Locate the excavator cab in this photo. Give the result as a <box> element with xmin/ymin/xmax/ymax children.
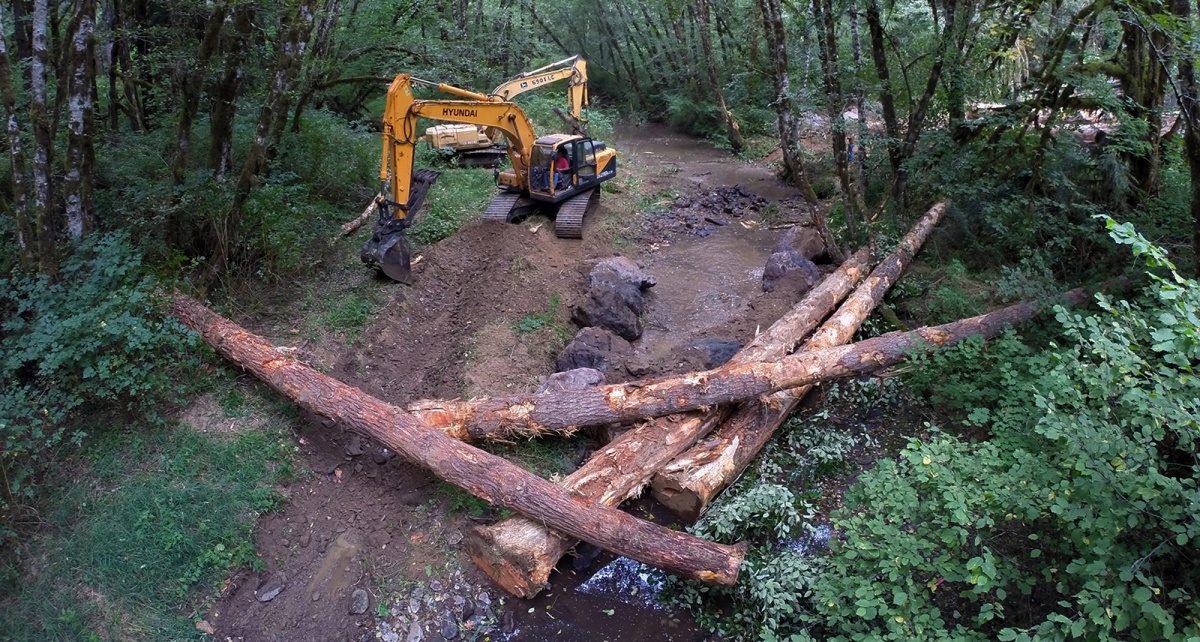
<box><xmin>528</xmin><ymin>135</ymin><xmax>604</xmax><ymax>201</ymax></box>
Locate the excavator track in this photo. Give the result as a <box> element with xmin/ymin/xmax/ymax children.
<box><xmin>554</xmin><ymin>189</ymin><xmax>599</xmax><ymax>239</ymax></box>
<box><xmin>482</xmin><ymin>192</ymin><xmax>521</xmax><ymax>223</ymax></box>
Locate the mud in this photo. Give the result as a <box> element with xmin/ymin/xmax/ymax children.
<box><xmin>207</xmin><ymin>123</ymin><xmax>822</xmax><ymax>641</ymax></box>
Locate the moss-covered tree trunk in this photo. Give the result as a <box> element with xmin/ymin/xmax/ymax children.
<box><xmin>30</xmin><ymin>0</ymin><xmax>56</xmax><ymax>276</ymax></box>
<box><xmin>170</xmin><ymin>0</ymin><xmax>230</xmax><ymax>186</ymax></box>
<box><xmin>210</xmin><ymin>0</ymin><xmax>318</xmax><ymax>281</ymax></box>
<box><xmin>0</xmin><ymin>3</ymin><xmax>35</xmax><ymax>270</ymax></box>
<box><xmin>62</xmin><ymin>0</ymin><xmax>96</xmax><ymax>241</ymax></box>
<box><xmin>208</xmin><ymin>5</ymin><xmax>254</xmax><ymax>181</ymax></box>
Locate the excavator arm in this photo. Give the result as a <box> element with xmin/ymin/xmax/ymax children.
<box><xmin>489</xmin><ymin>55</ymin><xmax>588</xmax><ymax>122</ymax></box>
<box><xmin>363</xmin><ymin>74</ymin><xmax>541</xmax><ymax>282</ymax></box>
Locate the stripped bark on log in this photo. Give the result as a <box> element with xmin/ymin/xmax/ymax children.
<box><xmin>465</xmin><ymin>245</ymin><xmax>877</xmax><ymax>597</ymax></box>
<box><xmin>336</xmin><ymin>198</ymin><xmax>378</xmax><ymax>239</ymax></box>
<box><xmin>653</xmin><ymin>286</ymin><xmax>1094</xmax><ymax>520</ymax></box>
<box><xmin>652</xmin><ymin>201</ymin><xmax>946</xmax><ymax>520</ymax></box>
<box><xmin>410</xmin><ymin>204</ymin><xmax>948</xmax><ymax>440</ymax></box>
<box><xmin>169</xmin><ymin>295</ymin><xmax>747</xmax><ymax>587</ymax></box>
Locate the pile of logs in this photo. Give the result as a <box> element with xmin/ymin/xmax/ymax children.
<box><xmin>171</xmin><ymin>200</ymin><xmax>1093</xmax><ymax>597</ymax></box>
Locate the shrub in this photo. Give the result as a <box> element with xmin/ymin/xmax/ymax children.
<box><xmin>0</xmin><ymin>233</ymin><xmax>199</xmax><ymax>543</ymax></box>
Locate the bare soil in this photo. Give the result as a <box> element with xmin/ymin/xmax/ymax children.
<box><xmin>206</xmin><ymin>124</ymin><xmax>823</xmax><ymax>642</ymax></box>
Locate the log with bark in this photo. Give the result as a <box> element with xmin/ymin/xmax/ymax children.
<box><xmin>652</xmin><ymin>200</ymin><xmax>946</xmax><ymax>520</ymax></box>
<box><xmin>465</xmin><ymin>244</ymin><xmax>876</xmax><ymax>597</ymax></box>
<box><xmin>408</xmin><ymin>204</ymin><xmax>946</xmax><ymax>440</ymax></box>
<box><xmin>655</xmin><ymin>284</ymin><xmax>1095</xmax><ymax>520</ymax></box>
<box><xmin>169</xmin><ymin>295</ymin><xmax>747</xmax><ymax>586</ymax></box>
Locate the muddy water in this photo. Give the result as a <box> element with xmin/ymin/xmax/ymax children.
<box><xmin>503</xmin><ymin>500</ymin><xmax>708</xmax><ymax>642</ymax></box>
<box><xmin>617</xmin><ymin>123</ymin><xmax>801</xmax><ymax>200</ymax></box>
<box><xmin>639</xmin><ymin>226</ymin><xmax>777</xmax><ymax>370</ymax></box>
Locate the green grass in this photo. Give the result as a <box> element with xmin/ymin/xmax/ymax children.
<box><xmin>512</xmin><ymin>295</ymin><xmax>560</xmax><ymax>334</ymax></box>
<box><xmin>408</xmin><ymin>169</ymin><xmax>497</xmax><ymax>245</ymax></box>
<box><xmin>321</xmin><ymin>289</ymin><xmax>377</xmax><ymax>340</ymax></box>
<box><xmin>0</xmin><ymin>421</ymin><xmax>297</xmax><ymax>641</ymax></box>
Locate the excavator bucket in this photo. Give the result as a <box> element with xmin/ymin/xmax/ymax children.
<box><xmin>361</xmin><ymin>169</ymin><xmax>441</xmax><ymax>284</ymax></box>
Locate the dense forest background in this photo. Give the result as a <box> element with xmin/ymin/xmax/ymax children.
<box><xmin>1</xmin><ymin>0</ymin><xmax>1198</xmax><ymax>640</ymax></box>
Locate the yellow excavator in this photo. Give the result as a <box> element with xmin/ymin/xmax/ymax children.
<box><xmin>424</xmin><ymin>56</ymin><xmax>590</xmax><ymax>166</ymax></box>
<box><xmin>361</xmin><ymin>74</ymin><xmax>617</xmax><ymax>283</ymax></box>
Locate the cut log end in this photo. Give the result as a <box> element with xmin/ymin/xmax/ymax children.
<box><xmin>462</xmin><ymin>524</ymin><xmax>556</xmax><ymax>599</ymax></box>
<box><xmin>649</xmin><ymin>475</ymin><xmax>704</xmax><ymax>524</ymax></box>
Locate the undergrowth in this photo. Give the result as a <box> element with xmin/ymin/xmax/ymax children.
<box><xmin>666</xmin><ymin>222</ymin><xmax>1200</xmax><ymax>641</ymax></box>
<box><xmin>0</xmin><ymin>421</ymin><xmax>297</xmax><ymax>641</ymax></box>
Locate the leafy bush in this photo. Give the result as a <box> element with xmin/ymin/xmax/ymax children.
<box><xmin>0</xmin><ymin>233</ymin><xmax>199</xmax><ymax>543</ymax></box>
<box><xmin>408</xmin><ymin>168</ymin><xmax>497</xmax><ymax>245</ymax></box>
<box><xmin>669</xmin><ymin>221</ymin><xmax>1200</xmax><ymax>642</ymax></box>
<box><xmin>808</xmin><ymin>219</ymin><xmax>1200</xmax><ymax>641</ymax></box>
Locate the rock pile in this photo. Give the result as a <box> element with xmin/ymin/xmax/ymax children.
<box><xmin>558</xmin><ymin>257</ymin><xmax>656</xmax><ymax>379</ymax></box>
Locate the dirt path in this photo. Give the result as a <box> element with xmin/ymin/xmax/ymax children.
<box><xmin>207</xmin><ymin>124</ymin><xmax>816</xmax><ymax>642</ymax></box>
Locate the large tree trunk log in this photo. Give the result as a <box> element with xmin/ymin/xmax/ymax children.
<box><xmin>169</xmin><ymin>295</ymin><xmax>746</xmax><ymax>587</ymax></box>
<box><xmin>409</xmin><ymin>205</ymin><xmax>947</xmax><ymax>440</ymax></box>
<box><xmin>655</xmin><ymin>286</ymin><xmax>1094</xmax><ymax>521</ymax></box>
<box><xmin>651</xmin><ymin>201</ymin><xmax>947</xmax><ymax>520</ymax></box>
<box><xmin>465</xmin><ymin>245</ymin><xmax>876</xmax><ymax>597</ymax></box>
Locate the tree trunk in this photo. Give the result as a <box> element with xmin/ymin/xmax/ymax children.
<box><xmin>653</xmin><ymin>288</ymin><xmax>1095</xmax><ymax>521</ymax></box>
<box><xmin>170</xmin><ymin>0</ymin><xmax>230</xmax><ymax>186</ymax></box>
<box><xmin>848</xmin><ymin>0</ymin><xmax>869</xmax><ymax>193</ymax></box>
<box><xmin>289</xmin><ymin>0</ymin><xmax>342</xmax><ymax>134</ymax></box>
<box><xmin>0</xmin><ymin>3</ymin><xmax>36</xmax><ymax>270</ymax></box>
<box><xmin>170</xmin><ymin>294</ymin><xmax>747</xmax><ymax>588</ymax></box>
<box><xmin>697</xmin><ymin>0</ymin><xmax>745</xmax><ymax>153</ymax></box>
<box><xmin>866</xmin><ymin>0</ymin><xmax>901</xmax><ymax>177</ymax></box>
<box><xmin>757</xmin><ymin>0</ymin><xmax>819</xmax><ymax>203</ymax></box>
<box><xmin>464</xmin><ymin>246</ymin><xmax>875</xmax><ymax>597</ymax></box>
<box><xmin>813</xmin><ymin>0</ymin><xmax>860</xmax><ymax>238</ymax></box>
<box><xmin>208</xmin><ymin>4</ymin><xmax>254</xmax><ymax>180</ymax></box>
<box><xmin>30</xmin><ymin>0</ymin><xmax>56</xmax><ymax>276</ymax></box>
<box><xmin>62</xmin><ymin>0</ymin><xmax>96</xmax><ymax>241</ymax></box>
<box><xmin>113</xmin><ymin>0</ymin><xmax>145</xmax><ymax>132</ymax></box>
<box><xmin>652</xmin><ymin>201</ymin><xmax>947</xmax><ymax>520</ymax></box>
<box><xmin>211</xmin><ymin>0</ymin><xmax>317</xmax><ymax>281</ymax></box>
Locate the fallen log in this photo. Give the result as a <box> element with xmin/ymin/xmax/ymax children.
<box><xmin>466</xmin><ymin>244</ymin><xmax>877</xmax><ymax>597</ymax></box>
<box><xmin>652</xmin><ymin>201</ymin><xmax>945</xmax><ymax>520</ymax></box>
<box><xmin>654</xmin><ymin>286</ymin><xmax>1094</xmax><ymax>520</ymax></box>
<box><xmin>335</xmin><ymin>199</ymin><xmax>378</xmax><ymax>240</ymax></box>
<box><xmin>169</xmin><ymin>295</ymin><xmax>746</xmax><ymax>587</ymax></box>
<box><xmin>410</xmin><ymin>204</ymin><xmax>948</xmax><ymax>440</ymax></box>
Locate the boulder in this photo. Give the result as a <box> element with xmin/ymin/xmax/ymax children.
<box><xmin>762</xmin><ymin>246</ymin><xmax>822</xmax><ymax>295</ymax></box>
<box><xmin>691</xmin><ymin>339</ymin><xmax>742</xmax><ymax>368</ymax></box>
<box><xmin>573</xmin><ymin>285</ymin><xmax>644</xmax><ymax>340</ymax></box>
<box><xmin>777</xmin><ymin>226</ymin><xmax>827</xmax><ymax>262</ymax></box>
<box><xmin>589</xmin><ymin>256</ymin><xmax>657</xmax><ymax>291</ymax></box>
<box><xmin>536</xmin><ymin>368</ymin><xmax>606</xmax><ymax>393</ymax></box>
<box><xmin>556</xmin><ymin>327</ymin><xmax>633</xmax><ymax>374</ymax></box>
<box><xmin>573</xmin><ymin>256</ymin><xmax>655</xmax><ymax>340</ymax></box>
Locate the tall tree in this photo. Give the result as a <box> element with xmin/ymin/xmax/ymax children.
<box><xmin>696</xmin><ymin>0</ymin><xmax>745</xmax><ymax>153</ymax></box>
<box><xmin>63</xmin><ymin>0</ymin><xmax>96</xmax><ymax>241</ymax></box>
<box><xmin>813</xmin><ymin>0</ymin><xmax>860</xmax><ymax>238</ymax></box>
<box><xmin>0</xmin><ymin>3</ymin><xmax>35</xmax><ymax>269</ymax></box>
<box><xmin>208</xmin><ymin>4</ymin><xmax>254</xmax><ymax>180</ymax></box>
<box><xmin>212</xmin><ymin>0</ymin><xmax>319</xmax><ymax>281</ymax></box>
<box><xmin>171</xmin><ymin>0</ymin><xmax>231</xmax><ymax>186</ymax></box>
<box><xmin>30</xmin><ymin>0</ymin><xmax>56</xmax><ymax>275</ymax></box>
<box><xmin>756</xmin><ymin>0</ymin><xmax>818</xmax><ymax>203</ymax></box>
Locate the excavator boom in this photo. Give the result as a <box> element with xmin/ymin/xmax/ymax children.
<box><xmin>362</xmin><ymin>74</ymin><xmax>541</xmax><ymax>282</ymax></box>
